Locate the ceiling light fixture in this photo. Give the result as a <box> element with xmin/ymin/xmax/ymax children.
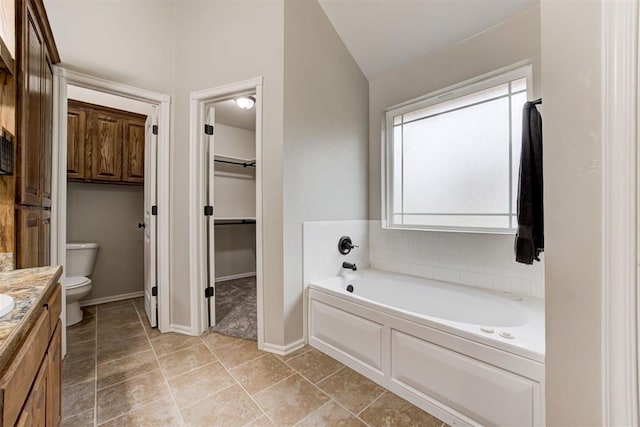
<box><xmin>235</xmin><ymin>96</ymin><xmax>256</xmax><ymax>110</ymax></box>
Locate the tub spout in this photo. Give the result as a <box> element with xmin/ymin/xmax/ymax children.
<box><xmin>342</xmin><ymin>262</ymin><xmax>357</xmax><ymax>271</ymax></box>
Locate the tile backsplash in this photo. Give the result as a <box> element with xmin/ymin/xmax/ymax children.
<box><xmin>369</xmin><ymin>221</ymin><xmax>544</xmax><ymax>298</ymax></box>
<box><xmin>302</xmin><ymin>220</ymin><xmax>544</xmax><ymax>299</ymax></box>
<box><xmin>302</xmin><ymin>220</ymin><xmax>370</xmax><ymax>287</ymax></box>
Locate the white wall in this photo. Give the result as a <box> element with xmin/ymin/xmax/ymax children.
<box><xmin>541</xmin><ymin>1</ymin><xmax>602</xmax><ymax>424</ymax></box>
<box><xmin>283</xmin><ymin>0</ymin><xmax>369</xmax><ymax>344</ymax></box>
<box><xmin>171</xmin><ymin>1</ymin><xmax>286</xmax><ymax>336</ymax></box>
<box><xmin>67</xmin><ymin>182</ymin><xmax>144</xmax><ymax>301</ymax></box>
<box><xmin>367</xmin><ymin>6</ymin><xmax>543</xmax><ymax>299</ymax></box>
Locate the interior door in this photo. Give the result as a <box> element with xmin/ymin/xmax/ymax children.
<box><xmin>206</xmin><ymin>106</ymin><xmax>216</xmax><ymax>327</ymax></box>
<box><xmin>144</xmin><ymin>110</ymin><xmax>158</xmax><ymax>328</ymax></box>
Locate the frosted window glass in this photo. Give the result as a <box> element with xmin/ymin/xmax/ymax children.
<box><xmin>403</xmin><ymin>83</ymin><xmax>508</xmax><ymax>123</ymax></box>
<box><xmin>401</xmin><ymin>97</ymin><xmax>510</xmax><ymax>215</ymax></box>
<box><xmin>386</xmin><ymin>69</ymin><xmax>528</xmax><ymax>231</ymax></box>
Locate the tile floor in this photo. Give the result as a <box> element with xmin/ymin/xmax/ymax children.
<box><xmin>62</xmin><ymin>298</ymin><xmax>447</xmax><ymax>427</ymax></box>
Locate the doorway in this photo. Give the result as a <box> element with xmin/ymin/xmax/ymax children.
<box><xmin>51</xmin><ymin>68</ymin><xmax>171</xmax><ymax>353</ymax></box>
<box><xmin>188</xmin><ymin>77</ymin><xmax>264</xmax><ymax>348</ymax></box>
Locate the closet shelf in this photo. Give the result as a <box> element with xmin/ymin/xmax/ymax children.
<box><xmin>214</xmin><ymin>154</ymin><xmax>256</xmax><ymax>168</ymax></box>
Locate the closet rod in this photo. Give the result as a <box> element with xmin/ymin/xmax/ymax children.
<box><xmin>214</xmin><ymin>219</ymin><xmax>256</xmax><ymax>226</ymax></box>
<box><xmin>214</xmin><ymin>159</ymin><xmax>256</xmax><ymax>168</ymax></box>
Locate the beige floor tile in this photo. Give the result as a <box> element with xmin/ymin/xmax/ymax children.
<box><xmin>276</xmin><ymin>345</ymin><xmax>312</xmax><ymax>363</ymax></box>
<box><xmin>168</xmin><ymin>361</ymin><xmax>235</xmax><ymax>409</ymax></box>
<box><xmin>66</xmin><ymin>340</ymin><xmax>96</xmax><ymax>364</ymax></box>
<box><xmin>96</xmin><ymin>312</ymin><xmax>141</xmax><ymax>330</ymax></box>
<box><xmin>84</xmin><ymin>305</ymin><xmax>97</xmax><ymax>314</ymax></box>
<box><xmin>286</xmin><ymin>348</ymin><xmax>344</xmax><ymax>383</ymax></box>
<box><xmin>97</xmin><ymin>350</ymin><xmax>159</xmax><ymax>390</ymax></box>
<box><xmin>97</xmin><ymin>334</ymin><xmax>152</xmax><ymax>365</ymax></box>
<box><xmin>142</xmin><ymin>314</ymin><xmax>162</xmax><ymax>340</ymax></box>
<box><xmin>97</xmin><ymin>300</ymin><xmax>135</xmax><ymax>313</ymax></box>
<box><xmin>150</xmin><ymin>333</ymin><xmax>203</xmax><ymax>357</ymax></box>
<box><xmin>244</xmin><ymin>415</ymin><xmax>274</xmax><ymax>426</ymax></box>
<box><xmin>67</xmin><ymin>322</ymin><xmax>96</xmax><ymax>345</ymax></box>
<box><xmin>98</xmin><ymin>396</ymin><xmax>182</xmax><ymax>426</ymax></box>
<box><xmin>297</xmin><ymin>400</ymin><xmax>366</xmax><ymax>427</ymax></box>
<box><xmin>181</xmin><ymin>384</ymin><xmax>262</xmax><ymax>427</ymax></box>
<box><xmin>63</xmin><ymin>357</ymin><xmax>96</xmax><ymax>388</ymax></box>
<box><xmin>63</xmin><ymin>379</ymin><xmax>96</xmax><ymax>419</ymax></box>
<box><xmin>254</xmin><ymin>374</ymin><xmax>329</xmax><ymax>427</ymax></box>
<box><xmin>200</xmin><ymin>331</ymin><xmax>240</xmax><ymax>350</ymax></box>
<box><xmin>158</xmin><ymin>342</ymin><xmax>216</xmax><ymax>378</ymax></box>
<box><xmin>317</xmin><ymin>367</ymin><xmax>385</xmax><ymax>414</ymax></box>
<box><xmin>231</xmin><ymin>355</ymin><xmax>294</xmax><ymax>395</ymax></box>
<box><xmin>61</xmin><ymin>409</ymin><xmax>94</xmax><ymax>427</ymax></box>
<box><xmin>96</xmin><ymin>369</ymin><xmax>171</xmax><ymax>424</ymax></box>
<box><xmin>97</xmin><ymin>322</ymin><xmax>146</xmax><ymax>345</ymax></box>
<box><xmin>360</xmin><ymin>391</ymin><xmax>444</xmax><ymax>427</ymax></box>
<box><xmin>212</xmin><ymin>339</ymin><xmax>265</xmax><ymax>369</ymax></box>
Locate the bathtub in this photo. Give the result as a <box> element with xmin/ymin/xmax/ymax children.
<box><xmin>307</xmin><ymin>269</ymin><xmax>545</xmax><ymax>427</ymax></box>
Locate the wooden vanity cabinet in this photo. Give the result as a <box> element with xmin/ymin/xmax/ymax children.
<box><xmin>0</xmin><ymin>284</ymin><xmax>62</xmax><ymax>427</ymax></box>
<box><xmin>67</xmin><ymin>100</ymin><xmax>146</xmax><ymax>185</ymax></box>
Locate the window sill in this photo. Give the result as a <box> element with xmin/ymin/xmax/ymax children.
<box><xmin>381</xmin><ymin>223</ymin><xmax>517</xmax><ymax>236</ymax></box>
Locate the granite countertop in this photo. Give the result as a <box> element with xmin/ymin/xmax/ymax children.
<box><xmin>0</xmin><ymin>266</ymin><xmax>62</xmax><ymax>371</ymax></box>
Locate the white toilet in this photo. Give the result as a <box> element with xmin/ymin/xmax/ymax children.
<box><xmin>66</xmin><ymin>243</ymin><xmax>99</xmax><ymax>326</ymax></box>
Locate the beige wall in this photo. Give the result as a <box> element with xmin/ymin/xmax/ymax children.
<box><xmin>541</xmin><ymin>1</ymin><xmax>602</xmax><ymax>424</ymax></box>
<box><xmin>67</xmin><ymin>182</ymin><xmax>144</xmax><ymax>301</ymax></box>
<box><xmin>283</xmin><ymin>0</ymin><xmax>369</xmax><ymax>343</ymax></box>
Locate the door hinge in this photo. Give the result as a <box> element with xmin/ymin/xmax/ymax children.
<box><xmin>151</xmin><ymin>205</ymin><xmax>157</xmax><ymax>216</ymax></box>
<box><xmin>204</xmin><ymin>205</ymin><xmax>213</xmax><ymax>216</ymax></box>
<box><xmin>152</xmin><ymin>286</ymin><xmax>158</xmax><ymax>297</ymax></box>
<box><xmin>205</xmin><ymin>287</ymin><xmax>214</xmax><ymax>298</ymax></box>
<box><xmin>152</xmin><ymin>125</ymin><xmax>158</xmax><ymax>135</ymax></box>
<box><xmin>204</xmin><ymin>124</ymin><xmax>214</xmax><ymax>135</ymax></box>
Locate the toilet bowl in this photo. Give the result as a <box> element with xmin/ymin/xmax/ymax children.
<box><xmin>66</xmin><ymin>243</ymin><xmax>99</xmax><ymax>326</ymax></box>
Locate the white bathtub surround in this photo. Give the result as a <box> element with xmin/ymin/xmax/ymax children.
<box><xmin>369</xmin><ymin>221</ymin><xmax>544</xmax><ymax>298</ymax></box>
<box><xmin>302</xmin><ymin>220</ymin><xmax>370</xmax><ymax>286</ymax></box>
<box><xmin>308</xmin><ymin>269</ymin><xmax>544</xmax><ymax>426</ymax></box>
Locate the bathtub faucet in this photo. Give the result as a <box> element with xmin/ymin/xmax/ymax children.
<box><xmin>342</xmin><ymin>262</ymin><xmax>357</xmax><ymax>271</ymax></box>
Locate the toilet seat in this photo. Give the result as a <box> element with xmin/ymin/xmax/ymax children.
<box><xmin>66</xmin><ymin>276</ymin><xmax>92</xmax><ymax>289</ymax></box>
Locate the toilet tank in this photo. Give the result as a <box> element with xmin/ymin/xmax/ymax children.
<box><xmin>66</xmin><ymin>243</ymin><xmax>99</xmax><ymax>277</ymax></box>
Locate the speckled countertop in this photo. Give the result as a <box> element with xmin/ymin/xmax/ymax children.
<box><xmin>0</xmin><ymin>266</ymin><xmax>62</xmax><ymax>371</ymax></box>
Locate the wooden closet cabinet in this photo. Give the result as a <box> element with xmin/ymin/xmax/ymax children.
<box><xmin>68</xmin><ymin>100</ymin><xmax>146</xmax><ymax>185</ymax></box>
<box><xmin>16</xmin><ymin>0</ymin><xmax>58</xmax><ymax>207</ymax></box>
<box><xmin>15</xmin><ymin>206</ymin><xmax>50</xmax><ymax>269</ymax></box>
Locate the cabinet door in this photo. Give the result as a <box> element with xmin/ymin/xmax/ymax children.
<box><xmin>46</xmin><ymin>322</ymin><xmax>61</xmax><ymax>427</ymax></box>
<box><xmin>16</xmin><ymin>206</ymin><xmax>41</xmax><ymax>269</ymax></box>
<box><xmin>40</xmin><ymin>53</ymin><xmax>53</xmax><ymax>206</ymax></box>
<box><xmin>67</xmin><ymin>103</ymin><xmax>86</xmax><ymax>180</ymax></box>
<box><xmin>30</xmin><ymin>354</ymin><xmax>47</xmax><ymax>427</ymax></box>
<box><xmin>15</xmin><ymin>399</ymin><xmax>32</xmax><ymax>427</ymax></box>
<box><xmin>122</xmin><ymin>118</ymin><xmax>145</xmax><ymax>184</ymax></box>
<box><xmin>17</xmin><ymin>4</ymin><xmax>43</xmax><ymax>206</ymax></box>
<box><xmin>39</xmin><ymin>209</ymin><xmax>50</xmax><ymax>267</ymax></box>
<box><xmin>90</xmin><ymin>112</ymin><xmax>122</xmax><ymax>182</ymax></box>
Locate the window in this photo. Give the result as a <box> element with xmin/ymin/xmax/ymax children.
<box><xmin>384</xmin><ymin>65</ymin><xmax>531</xmax><ymax>233</ymax></box>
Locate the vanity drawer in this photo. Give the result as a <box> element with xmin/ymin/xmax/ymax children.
<box><xmin>0</xmin><ymin>309</ymin><xmax>49</xmax><ymax>427</ymax></box>
<box><xmin>45</xmin><ymin>284</ymin><xmax>62</xmax><ymax>336</ymax></box>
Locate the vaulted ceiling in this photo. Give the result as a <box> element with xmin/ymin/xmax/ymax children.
<box><xmin>317</xmin><ymin>0</ymin><xmax>538</xmax><ymax>80</ymax></box>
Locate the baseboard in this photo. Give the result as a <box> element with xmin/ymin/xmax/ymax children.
<box><xmin>262</xmin><ymin>338</ymin><xmax>305</xmax><ymax>356</ymax></box>
<box><xmin>170</xmin><ymin>324</ymin><xmax>198</xmax><ymax>336</ymax></box>
<box><xmin>80</xmin><ymin>291</ymin><xmax>144</xmax><ymax>307</ymax></box>
<box><xmin>215</xmin><ymin>272</ymin><xmax>256</xmax><ymax>283</ymax></box>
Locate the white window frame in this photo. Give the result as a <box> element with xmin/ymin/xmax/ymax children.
<box><xmin>382</xmin><ymin>63</ymin><xmax>533</xmax><ymax>234</ymax></box>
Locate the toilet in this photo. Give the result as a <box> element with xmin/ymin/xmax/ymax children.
<box><xmin>66</xmin><ymin>243</ymin><xmax>99</xmax><ymax>326</ymax></box>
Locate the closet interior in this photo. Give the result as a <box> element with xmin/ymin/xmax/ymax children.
<box><xmin>208</xmin><ymin>96</ymin><xmax>257</xmax><ymax>340</ymax></box>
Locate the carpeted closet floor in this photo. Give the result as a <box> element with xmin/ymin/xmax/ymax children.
<box><xmin>209</xmin><ymin>276</ymin><xmax>257</xmax><ymax>341</ymax></box>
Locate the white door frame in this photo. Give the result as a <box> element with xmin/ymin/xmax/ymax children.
<box><xmin>51</xmin><ymin>67</ymin><xmax>172</xmax><ymax>353</ymax></box>
<box><xmin>188</xmin><ymin>77</ymin><xmax>264</xmax><ymax>349</ymax></box>
<box><xmin>601</xmin><ymin>0</ymin><xmax>639</xmax><ymax>425</ymax></box>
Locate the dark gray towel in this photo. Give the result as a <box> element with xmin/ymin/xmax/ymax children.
<box><xmin>515</xmin><ymin>99</ymin><xmax>543</xmax><ymax>264</ymax></box>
